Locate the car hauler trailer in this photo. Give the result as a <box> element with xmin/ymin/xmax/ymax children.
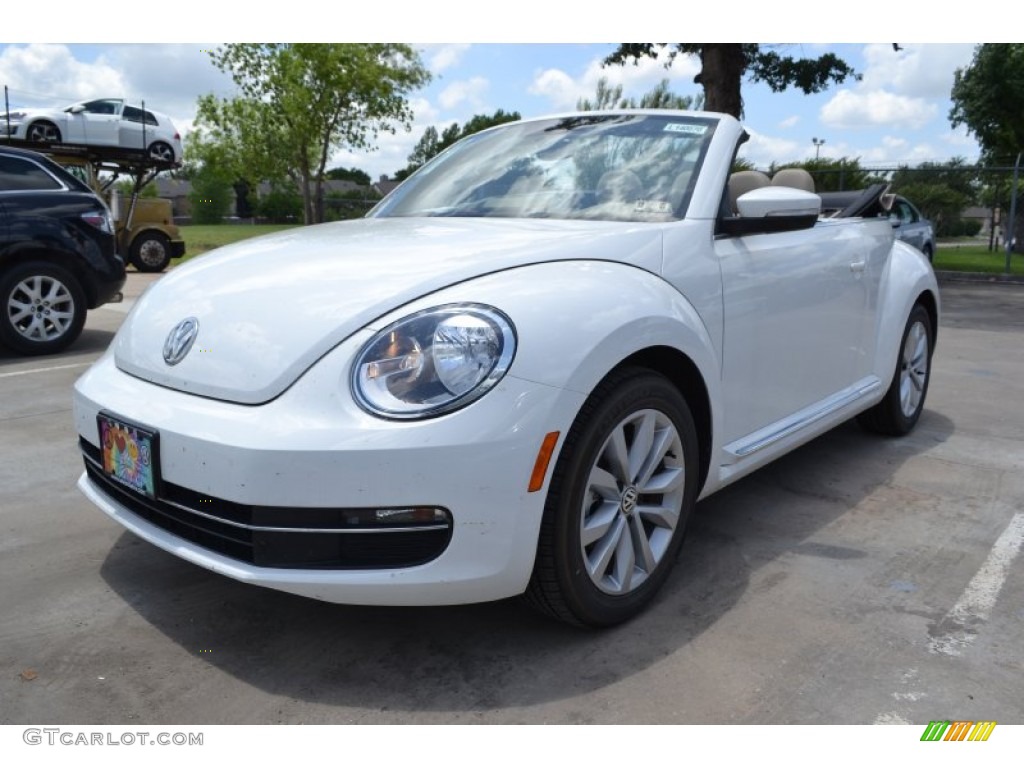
<box><xmin>1</xmin><ymin>136</ymin><xmax>185</xmax><ymax>272</ymax></box>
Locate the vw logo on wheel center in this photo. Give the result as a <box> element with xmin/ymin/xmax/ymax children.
<box><xmin>620</xmin><ymin>486</ymin><xmax>639</xmax><ymax>515</ymax></box>
<box><xmin>163</xmin><ymin>317</ymin><xmax>199</xmax><ymax>366</ymax></box>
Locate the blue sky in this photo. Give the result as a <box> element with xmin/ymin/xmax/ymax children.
<box><xmin>0</xmin><ymin>6</ymin><xmax>993</xmax><ymax>180</ymax></box>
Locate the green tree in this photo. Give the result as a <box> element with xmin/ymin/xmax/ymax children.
<box><xmin>187</xmin><ymin>162</ymin><xmax>234</xmax><ymax>224</ymax></box>
<box><xmin>576</xmin><ymin>77</ymin><xmax>700</xmax><ymax>111</ymax></box>
<box><xmin>256</xmin><ymin>184</ymin><xmax>303</xmax><ymax>223</ymax></box>
<box><xmin>196</xmin><ymin>44</ymin><xmax>430</xmax><ymax>224</ymax></box>
<box><xmin>770</xmin><ymin>157</ymin><xmax>879</xmax><ymax>192</ymax></box>
<box><xmin>404</xmin><ymin>125</ymin><xmax>441</xmax><ymax>173</ymax></box>
<box><xmin>395</xmin><ymin>109</ymin><xmax>521</xmax><ymax>180</ymax></box>
<box><xmin>890</xmin><ymin>159</ymin><xmax>979</xmax><ymax>237</ymax></box>
<box><xmin>950</xmin><ymin>44</ymin><xmax>1024</xmax><ymax>253</ymax></box>
<box><xmin>950</xmin><ymin>44</ymin><xmax>1024</xmax><ymax>162</ymax></box>
<box><xmin>638</xmin><ymin>78</ymin><xmax>702</xmax><ymax>110</ymax></box>
<box><xmin>730</xmin><ymin>157</ymin><xmax>757</xmax><ymax>174</ymax></box>
<box><xmin>114</xmin><ymin>178</ymin><xmax>158</xmax><ymax>198</ymax></box>
<box><xmin>325</xmin><ymin>166</ymin><xmax>372</xmax><ymax>186</ymax></box>
<box><xmin>324</xmin><ymin>187</ymin><xmax>383</xmax><ymax>222</ymax></box>
<box><xmin>576</xmin><ymin>77</ymin><xmax>629</xmax><ymax>111</ymax></box>
<box><xmin>604</xmin><ymin>44</ymin><xmax>857</xmax><ymax>118</ymax></box>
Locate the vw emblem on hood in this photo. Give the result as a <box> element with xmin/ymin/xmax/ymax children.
<box><xmin>163</xmin><ymin>317</ymin><xmax>199</xmax><ymax>366</ymax></box>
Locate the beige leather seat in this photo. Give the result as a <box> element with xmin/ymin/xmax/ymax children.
<box><xmin>728</xmin><ymin>170</ymin><xmax>771</xmax><ymax>213</ymax></box>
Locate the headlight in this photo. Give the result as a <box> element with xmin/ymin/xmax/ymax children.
<box><xmin>352</xmin><ymin>304</ymin><xmax>516</xmax><ymax>419</ymax></box>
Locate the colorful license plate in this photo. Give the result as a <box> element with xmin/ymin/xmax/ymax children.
<box><xmin>97</xmin><ymin>413</ymin><xmax>159</xmax><ymax>499</ymax></box>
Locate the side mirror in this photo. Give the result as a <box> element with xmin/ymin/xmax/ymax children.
<box><xmin>718</xmin><ymin>187</ymin><xmax>821</xmax><ymax>236</ymax></box>
<box><xmin>68</xmin><ymin>105</ymin><xmax>86</xmax><ymax>114</ymax></box>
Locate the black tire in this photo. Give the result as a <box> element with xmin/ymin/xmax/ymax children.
<box><xmin>525</xmin><ymin>367</ymin><xmax>699</xmax><ymax>627</ymax></box>
<box><xmin>858</xmin><ymin>303</ymin><xmax>933</xmax><ymax>436</ymax></box>
<box><xmin>130</xmin><ymin>231</ymin><xmax>172</xmax><ymax>272</ymax></box>
<box><xmin>0</xmin><ymin>261</ymin><xmax>87</xmax><ymax>355</ymax></box>
<box><xmin>148</xmin><ymin>141</ymin><xmax>175</xmax><ymax>163</ymax></box>
<box><xmin>26</xmin><ymin>121</ymin><xmax>61</xmax><ymax>144</ymax></box>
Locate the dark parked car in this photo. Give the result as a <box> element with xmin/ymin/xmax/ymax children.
<box><xmin>0</xmin><ymin>146</ymin><xmax>125</xmax><ymax>355</ymax></box>
<box><xmin>888</xmin><ymin>196</ymin><xmax>936</xmax><ymax>262</ymax></box>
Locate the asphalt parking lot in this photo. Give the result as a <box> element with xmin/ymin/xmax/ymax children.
<box><xmin>1</xmin><ymin>275</ymin><xmax>1022</xmax><ymax>725</ymax></box>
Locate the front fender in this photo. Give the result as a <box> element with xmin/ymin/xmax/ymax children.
<box><xmin>368</xmin><ymin>258</ymin><xmax>722</xmax><ymax>454</ymax></box>
<box><xmin>874</xmin><ymin>239</ymin><xmax>940</xmax><ymax>382</ymax></box>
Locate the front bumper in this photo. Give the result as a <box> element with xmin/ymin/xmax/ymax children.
<box><xmin>73</xmin><ymin>344</ymin><xmax>583</xmax><ymax>606</ymax></box>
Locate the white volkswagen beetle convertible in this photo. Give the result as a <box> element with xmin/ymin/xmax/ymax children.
<box><xmin>74</xmin><ymin>111</ymin><xmax>938</xmax><ymax>626</ymax></box>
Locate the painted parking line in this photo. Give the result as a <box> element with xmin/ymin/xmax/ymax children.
<box><xmin>0</xmin><ymin>362</ymin><xmax>92</xmax><ymax>379</ymax></box>
<box><xmin>928</xmin><ymin>511</ymin><xmax>1024</xmax><ymax>656</ymax></box>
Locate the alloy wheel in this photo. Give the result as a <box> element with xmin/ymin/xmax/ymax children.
<box><xmin>7</xmin><ymin>275</ymin><xmax>77</xmax><ymax>342</ymax></box>
<box><xmin>899</xmin><ymin>319</ymin><xmax>929</xmax><ymax>418</ymax></box>
<box><xmin>580</xmin><ymin>408</ymin><xmax>686</xmax><ymax>595</ymax></box>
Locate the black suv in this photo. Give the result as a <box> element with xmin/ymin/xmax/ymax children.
<box><xmin>0</xmin><ymin>146</ymin><xmax>125</xmax><ymax>354</ymax></box>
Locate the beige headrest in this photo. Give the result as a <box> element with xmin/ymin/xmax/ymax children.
<box><xmin>771</xmin><ymin>168</ymin><xmax>816</xmax><ymax>194</ymax></box>
<box><xmin>728</xmin><ymin>170</ymin><xmax>771</xmax><ymax>212</ymax></box>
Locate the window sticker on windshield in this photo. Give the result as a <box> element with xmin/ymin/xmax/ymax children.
<box><xmin>664</xmin><ymin>123</ymin><xmax>707</xmax><ymax>135</ymax></box>
<box><xmin>634</xmin><ymin>200</ymin><xmax>672</xmax><ymax>214</ymax></box>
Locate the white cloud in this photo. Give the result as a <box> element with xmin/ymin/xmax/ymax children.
<box><xmin>528</xmin><ymin>68</ymin><xmax>578</xmax><ymax>109</ymax></box>
<box><xmin>407</xmin><ymin>96</ymin><xmax>440</xmax><ymax>126</ymax></box>
<box><xmin>779</xmin><ymin>115</ymin><xmax>800</xmax><ymax>129</ymax></box>
<box><xmin>423</xmin><ymin>44</ymin><xmax>470</xmax><ymax>73</ymax></box>
<box><xmin>529</xmin><ymin>48</ymin><xmax>701</xmax><ymax>111</ymax></box>
<box><xmin>0</xmin><ymin>44</ymin><xmax>125</xmax><ymax>106</ymax></box>
<box><xmin>856</xmin><ymin>142</ymin><xmax>941</xmax><ymax>166</ymax></box>
<box><xmin>104</xmin><ymin>45</ymin><xmax>236</xmax><ymax>116</ymax></box>
<box><xmin>438</xmin><ymin>76</ymin><xmax>488</xmax><ymax>110</ymax></box>
<box><xmin>882</xmin><ymin>135</ymin><xmax>908</xmax><ymax>151</ymax></box>
<box><xmin>941</xmin><ymin>126</ymin><xmax>980</xmax><ymax>153</ymax></box>
<box><xmin>859</xmin><ymin>43</ymin><xmax>976</xmax><ymax>99</ymax></box>
<box><xmin>820</xmin><ymin>89</ymin><xmax>937</xmax><ymax>130</ymax></box>
<box><xmin>738</xmin><ymin>130</ymin><xmax>804</xmax><ymax>167</ymax></box>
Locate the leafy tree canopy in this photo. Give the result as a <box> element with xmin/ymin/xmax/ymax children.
<box><xmin>192</xmin><ymin>44</ymin><xmax>429</xmax><ymax>224</ymax></box>
<box><xmin>950</xmin><ymin>44</ymin><xmax>1024</xmax><ymax>162</ymax></box>
<box><xmin>576</xmin><ymin>77</ymin><xmax>701</xmax><ymax>111</ymax></box>
<box><xmin>769</xmin><ymin>157</ymin><xmax>881</xmax><ymax>193</ymax></box>
<box><xmin>890</xmin><ymin>159</ymin><xmax>980</xmax><ymax>236</ymax></box>
<box><xmin>326</xmin><ymin>166</ymin><xmax>372</xmax><ymax>185</ymax></box>
<box><xmin>187</xmin><ymin>161</ymin><xmax>235</xmax><ymax>224</ymax></box>
<box><xmin>604</xmin><ymin>44</ymin><xmax>857</xmax><ymax>118</ymax></box>
<box><xmin>114</xmin><ymin>178</ymin><xmax>158</xmax><ymax>198</ymax></box>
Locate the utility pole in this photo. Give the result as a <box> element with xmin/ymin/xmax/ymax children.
<box><xmin>812</xmin><ymin>137</ymin><xmax>825</xmax><ymax>161</ymax></box>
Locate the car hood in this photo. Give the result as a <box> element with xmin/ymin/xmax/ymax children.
<box><xmin>114</xmin><ymin>217</ymin><xmax>664</xmax><ymax>404</ymax></box>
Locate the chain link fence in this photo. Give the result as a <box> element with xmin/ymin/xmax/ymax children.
<box><xmin>789</xmin><ymin>163</ymin><xmax>1023</xmax><ymax>252</ymax></box>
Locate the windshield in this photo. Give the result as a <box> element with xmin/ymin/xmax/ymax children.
<box><xmin>371</xmin><ymin>114</ymin><xmax>717</xmax><ymax>223</ymax></box>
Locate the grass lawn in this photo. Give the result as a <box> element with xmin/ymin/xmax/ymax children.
<box><xmin>934</xmin><ymin>244</ymin><xmax>1024</xmax><ymax>275</ymax></box>
<box><xmin>179</xmin><ymin>224</ymin><xmax>301</xmax><ymax>262</ymax></box>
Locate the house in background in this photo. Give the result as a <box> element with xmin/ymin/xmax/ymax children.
<box><xmin>153</xmin><ymin>176</ymin><xmax>194</xmax><ymax>218</ymax></box>
<box><xmin>374</xmin><ymin>174</ymin><xmax>402</xmax><ymax>198</ymax></box>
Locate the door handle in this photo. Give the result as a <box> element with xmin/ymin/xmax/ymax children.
<box><xmin>850</xmin><ymin>260</ymin><xmax>866</xmax><ymax>273</ymax></box>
